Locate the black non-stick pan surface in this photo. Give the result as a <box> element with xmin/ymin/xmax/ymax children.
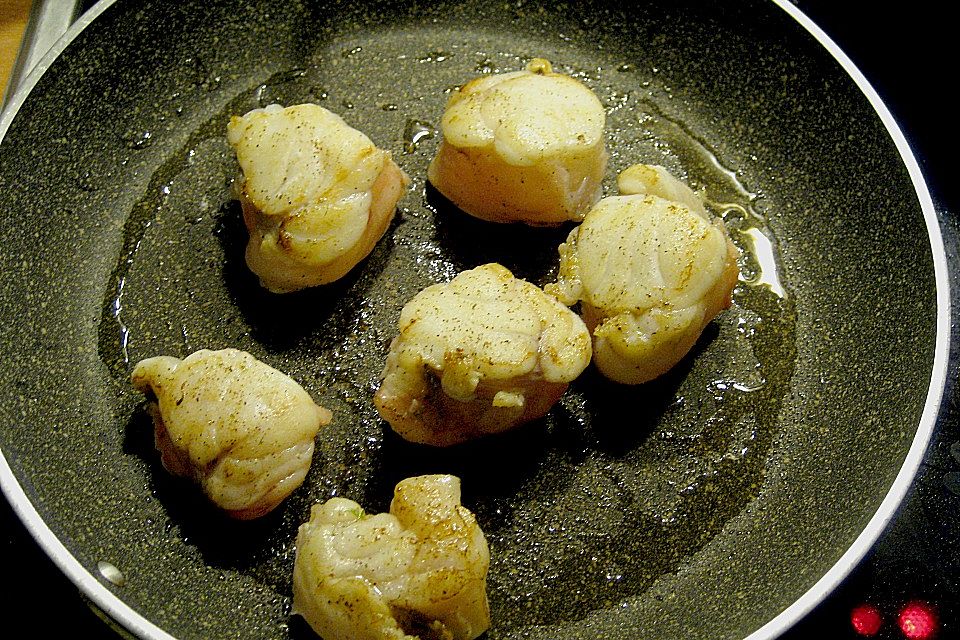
<box><xmin>0</xmin><ymin>1</ymin><xmax>949</xmax><ymax>639</ymax></box>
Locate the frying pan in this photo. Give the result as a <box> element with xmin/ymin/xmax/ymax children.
<box><xmin>0</xmin><ymin>1</ymin><xmax>950</xmax><ymax>639</ymax></box>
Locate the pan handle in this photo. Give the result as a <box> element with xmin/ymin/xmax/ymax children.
<box><xmin>1</xmin><ymin>0</ymin><xmax>81</xmax><ymax>111</ymax></box>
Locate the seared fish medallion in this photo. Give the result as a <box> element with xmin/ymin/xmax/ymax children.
<box><xmin>228</xmin><ymin>103</ymin><xmax>409</xmax><ymax>293</ymax></box>
<box><xmin>547</xmin><ymin>165</ymin><xmax>739</xmax><ymax>384</ymax></box>
<box><xmin>428</xmin><ymin>58</ymin><xmax>606</xmax><ymax>225</ymax></box>
<box><xmin>131</xmin><ymin>349</ymin><xmax>332</xmax><ymax>519</ymax></box>
<box><xmin>293</xmin><ymin>474</ymin><xmax>490</xmax><ymax>640</ymax></box>
<box><xmin>376</xmin><ymin>263</ymin><xmax>591</xmax><ymax>446</ymax></box>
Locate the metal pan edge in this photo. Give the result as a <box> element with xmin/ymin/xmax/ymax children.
<box><xmin>743</xmin><ymin>2</ymin><xmax>952</xmax><ymax>639</ymax></box>
<box><xmin>0</xmin><ymin>1</ymin><xmax>175</xmax><ymax>637</ymax></box>
<box><xmin>0</xmin><ymin>1</ymin><xmax>951</xmax><ymax>639</ymax></box>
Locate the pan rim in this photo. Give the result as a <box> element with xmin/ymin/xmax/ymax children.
<box><xmin>0</xmin><ymin>4</ymin><xmax>177</xmax><ymax>636</ymax></box>
<box><xmin>0</xmin><ymin>4</ymin><xmax>176</xmax><ymax>639</ymax></box>
<box><xmin>743</xmin><ymin>2</ymin><xmax>952</xmax><ymax>639</ymax></box>
<box><xmin>0</xmin><ymin>1</ymin><xmax>950</xmax><ymax>639</ymax></box>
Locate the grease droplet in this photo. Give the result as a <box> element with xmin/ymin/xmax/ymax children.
<box><xmin>403</xmin><ymin>120</ymin><xmax>435</xmax><ymax>154</ymax></box>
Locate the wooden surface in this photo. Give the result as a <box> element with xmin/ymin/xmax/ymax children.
<box><xmin>1</xmin><ymin>0</ymin><xmax>32</xmax><ymax>102</ymax></box>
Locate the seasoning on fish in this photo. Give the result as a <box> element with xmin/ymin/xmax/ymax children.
<box><xmin>428</xmin><ymin>58</ymin><xmax>607</xmax><ymax>226</ymax></box>
<box><xmin>375</xmin><ymin>263</ymin><xmax>591</xmax><ymax>446</ymax></box>
<box><xmin>228</xmin><ymin>103</ymin><xmax>409</xmax><ymax>292</ymax></box>
<box><xmin>547</xmin><ymin>164</ymin><xmax>739</xmax><ymax>384</ymax></box>
<box><xmin>131</xmin><ymin>348</ymin><xmax>331</xmax><ymax>519</ymax></box>
<box><xmin>293</xmin><ymin>474</ymin><xmax>490</xmax><ymax>640</ymax></box>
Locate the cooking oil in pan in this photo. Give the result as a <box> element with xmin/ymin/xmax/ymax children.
<box><xmin>96</xmin><ymin>29</ymin><xmax>797</xmax><ymax>636</ymax></box>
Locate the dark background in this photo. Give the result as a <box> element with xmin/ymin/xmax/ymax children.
<box><xmin>1</xmin><ymin>1</ymin><xmax>956</xmax><ymax>638</ymax></box>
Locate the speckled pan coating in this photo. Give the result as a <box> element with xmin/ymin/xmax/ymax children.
<box><xmin>0</xmin><ymin>1</ymin><xmax>938</xmax><ymax>639</ymax></box>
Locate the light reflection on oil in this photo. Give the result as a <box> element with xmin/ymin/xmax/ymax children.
<box><xmin>738</xmin><ymin>226</ymin><xmax>786</xmax><ymax>298</ymax></box>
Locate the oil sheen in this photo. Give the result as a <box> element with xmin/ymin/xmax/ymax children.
<box><xmin>98</xmin><ymin>26</ymin><xmax>797</xmax><ymax>636</ymax></box>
